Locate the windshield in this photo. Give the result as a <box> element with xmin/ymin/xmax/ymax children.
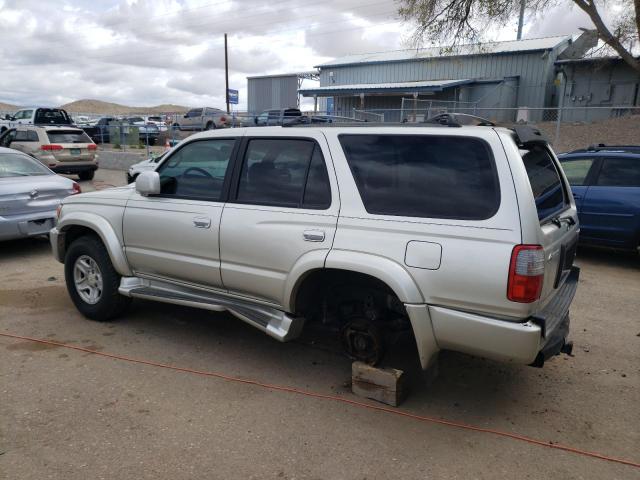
<box><xmin>0</xmin><ymin>152</ymin><xmax>51</xmax><ymax>177</ymax></box>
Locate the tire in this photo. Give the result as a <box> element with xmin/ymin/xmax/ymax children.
<box><xmin>205</xmin><ymin>121</ymin><xmax>215</xmax><ymax>130</ymax></box>
<box><xmin>78</xmin><ymin>170</ymin><xmax>95</xmax><ymax>181</ymax></box>
<box><xmin>64</xmin><ymin>235</ymin><xmax>131</xmax><ymax>321</ymax></box>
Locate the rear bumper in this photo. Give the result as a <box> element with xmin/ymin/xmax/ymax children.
<box><xmin>51</xmin><ymin>163</ymin><xmax>98</xmax><ymax>174</ymax></box>
<box><xmin>0</xmin><ymin>210</ymin><xmax>57</xmax><ymax>241</ymax></box>
<box><xmin>422</xmin><ymin>267</ymin><xmax>580</xmax><ymax>366</ymax></box>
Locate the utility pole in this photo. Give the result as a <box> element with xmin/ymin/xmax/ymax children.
<box><xmin>517</xmin><ymin>0</ymin><xmax>526</xmax><ymax>40</ymax></box>
<box><xmin>224</xmin><ymin>33</ymin><xmax>230</xmax><ymax>114</ymax></box>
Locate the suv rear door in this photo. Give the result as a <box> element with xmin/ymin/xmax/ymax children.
<box><xmin>219</xmin><ymin>131</ymin><xmax>338</xmax><ymax>306</ymax></box>
<box><xmin>519</xmin><ymin>143</ymin><xmax>579</xmax><ymax>304</ymax></box>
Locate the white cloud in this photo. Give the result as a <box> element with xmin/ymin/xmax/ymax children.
<box><xmin>0</xmin><ymin>0</ymin><xmax>616</xmax><ymax>111</ymax></box>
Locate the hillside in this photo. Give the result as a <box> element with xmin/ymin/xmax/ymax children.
<box><xmin>60</xmin><ymin>99</ymin><xmax>190</xmax><ymax>115</ymax></box>
<box><xmin>0</xmin><ymin>102</ymin><xmax>19</xmax><ymax>111</ymax></box>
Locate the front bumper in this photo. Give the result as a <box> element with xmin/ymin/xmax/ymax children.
<box><xmin>423</xmin><ymin>267</ymin><xmax>580</xmax><ymax>366</ymax></box>
<box><xmin>0</xmin><ymin>210</ymin><xmax>57</xmax><ymax>241</ymax></box>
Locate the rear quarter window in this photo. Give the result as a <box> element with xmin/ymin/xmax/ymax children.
<box><xmin>596</xmin><ymin>157</ymin><xmax>640</xmax><ymax>187</ymax></box>
<box><xmin>339</xmin><ymin>134</ymin><xmax>500</xmax><ymax>220</ymax></box>
<box><xmin>520</xmin><ymin>144</ymin><xmax>568</xmax><ymax>221</ymax></box>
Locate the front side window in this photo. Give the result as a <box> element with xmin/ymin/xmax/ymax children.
<box><xmin>0</xmin><ymin>130</ymin><xmax>16</xmax><ymax>147</ymax></box>
<box><xmin>236</xmin><ymin>138</ymin><xmax>331</xmax><ymax>209</ymax></box>
<box><xmin>340</xmin><ymin>134</ymin><xmax>500</xmax><ymax>220</ymax></box>
<box><xmin>156</xmin><ymin>139</ymin><xmax>235</xmax><ymax>200</ymax></box>
<box><xmin>520</xmin><ymin>144</ymin><xmax>568</xmax><ymax>221</ymax></box>
<box><xmin>560</xmin><ymin>157</ymin><xmax>595</xmax><ymax>186</ymax></box>
<box><xmin>596</xmin><ymin>158</ymin><xmax>640</xmax><ymax>187</ymax></box>
<box><xmin>187</xmin><ymin>109</ymin><xmax>203</xmax><ymax>118</ymax></box>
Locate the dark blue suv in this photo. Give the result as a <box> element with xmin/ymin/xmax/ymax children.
<box><xmin>558</xmin><ymin>145</ymin><xmax>640</xmax><ymax>251</ymax></box>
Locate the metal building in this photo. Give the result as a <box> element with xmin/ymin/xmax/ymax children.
<box><xmin>299</xmin><ymin>35</ymin><xmax>595</xmax><ymax>122</ymax></box>
<box><xmin>247</xmin><ymin>72</ymin><xmax>319</xmax><ymax>115</ymax></box>
<box><xmin>555</xmin><ymin>55</ymin><xmax>640</xmax><ymax>122</ymax></box>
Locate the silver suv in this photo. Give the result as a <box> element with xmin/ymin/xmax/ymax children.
<box><xmin>50</xmin><ymin>124</ymin><xmax>580</xmax><ymax>371</ymax></box>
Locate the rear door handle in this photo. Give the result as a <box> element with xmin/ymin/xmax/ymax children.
<box><xmin>572</xmin><ymin>193</ymin><xmax>581</xmax><ymax>199</ymax></box>
<box><xmin>193</xmin><ymin>217</ymin><xmax>211</xmax><ymax>229</ymax></box>
<box><xmin>303</xmin><ymin>230</ymin><xmax>325</xmax><ymax>242</ymax></box>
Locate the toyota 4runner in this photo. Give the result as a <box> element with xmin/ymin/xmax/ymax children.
<box><xmin>51</xmin><ymin>124</ymin><xmax>580</xmax><ymax>370</ymax></box>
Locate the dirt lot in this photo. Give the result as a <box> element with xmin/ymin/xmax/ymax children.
<box><xmin>1</xmin><ymin>170</ymin><xmax>639</xmax><ymax>479</ymax></box>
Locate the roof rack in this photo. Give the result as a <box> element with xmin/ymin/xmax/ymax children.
<box><xmin>573</xmin><ymin>144</ymin><xmax>640</xmax><ymax>154</ymax></box>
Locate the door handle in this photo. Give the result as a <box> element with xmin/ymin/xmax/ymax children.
<box><xmin>193</xmin><ymin>217</ymin><xmax>211</xmax><ymax>229</ymax></box>
<box><xmin>303</xmin><ymin>230</ymin><xmax>325</xmax><ymax>242</ymax></box>
<box><xmin>572</xmin><ymin>193</ymin><xmax>581</xmax><ymax>199</ymax></box>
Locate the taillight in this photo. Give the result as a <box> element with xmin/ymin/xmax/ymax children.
<box><xmin>41</xmin><ymin>144</ymin><xmax>63</xmax><ymax>151</ymax></box>
<box><xmin>56</xmin><ymin>204</ymin><xmax>63</xmax><ymax>219</ymax></box>
<box><xmin>220</xmin><ymin>116</ymin><xmax>226</xmax><ymax>123</ymax></box>
<box><xmin>71</xmin><ymin>182</ymin><xmax>82</xmax><ymax>194</ymax></box>
<box><xmin>507</xmin><ymin>245</ymin><xmax>544</xmax><ymax>303</ymax></box>
<box><xmin>88</xmin><ymin>144</ymin><xmax>97</xmax><ymax>150</ymax></box>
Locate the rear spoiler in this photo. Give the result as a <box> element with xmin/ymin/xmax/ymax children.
<box><xmin>503</xmin><ymin>125</ymin><xmax>550</xmax><ymax>146</ymax></box>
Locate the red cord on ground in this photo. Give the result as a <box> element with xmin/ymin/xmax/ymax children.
<box><xmin>1</xmin><ymin>331</ymin><xmax>638</xmax><ymax>470</ymax></box>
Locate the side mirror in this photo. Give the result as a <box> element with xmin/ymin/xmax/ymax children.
<box><xmin>183</xmin><ymin>114</ymin><xmax>188</xmax><ymax>118</ymax></box>
<box><xmin>254</xmin><ymin>116</ymin><xmax>259</xmax><ymax>125</ymax></box>
<box><xmin>135</xmin><ymin>171</ymin><xmax>161</xmax><ymax>196</ymax></box>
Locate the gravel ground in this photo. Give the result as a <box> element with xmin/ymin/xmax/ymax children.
<box><xmin>538</xmin><ymin>116</ymin><xmax>640</xmax><ymax>153</ymax></box>
<box><xmin>0</xmin><ymin>169</ymin><xmax>639</xmax><ymax>479</ymax></box>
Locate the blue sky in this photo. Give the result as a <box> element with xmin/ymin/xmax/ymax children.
<box><xmin>0</xmin><ymin>0</ymin><xmax>618</xmax><ymax>110</ymax></box>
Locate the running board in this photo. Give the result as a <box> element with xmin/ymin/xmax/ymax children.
<box><xmin>118</xmin><ymin>277</ymin><xmax>304</xmax><ymax>342</ymax></box>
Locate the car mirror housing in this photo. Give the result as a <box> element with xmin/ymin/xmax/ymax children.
<box><xmin>135</xmin><ymin>171</ymin><xmax>161</xmax><ymax>196</ymax></box>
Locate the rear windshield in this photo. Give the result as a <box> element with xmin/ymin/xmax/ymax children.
<box><xmin>520</xmin><ymin>144</ymin><xmax>568</xmax><ymax>221</ymax></box>
<box><xmin>47</xmin><ymin>130</ymin><xmax>93</xmax><ymax>144</ymax></box>
<box><xmin>0</xmin><ymin>152</ymin><xmax>51</xmax><ymax>177</ymax></box>
<box><xmin>339</xmin><ymin>134</ymin><xmax>500</xmax><ymax>220</ymax></box>
<box><xmin>34</xmin><ymin>109</ymin><xmax>72</xmax><ymax>125</ymax></box>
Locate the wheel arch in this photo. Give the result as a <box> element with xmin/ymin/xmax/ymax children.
<box><xmin>57</xmin><ymin>213</ymin><xmax>132</xmax><ymax>276</ymax></box>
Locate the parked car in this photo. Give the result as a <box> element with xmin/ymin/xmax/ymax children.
<box><xmin>173</xmin><ymin>107</ymin><xmax>229</xmax><ymax>131</ymax></box>
<box><xmin>126</xmin><ymin>151</ymin><xmax>167</xmax><ymax>183</ymax></box>
<box><xmin>51</xmin><ymin>124</ymin><xmax>579</xmax><ymax>372</ymax></box>
<box><xmin>558</xmin><ymin>145</ymin><xmax>640</xmax><ymax>251</ymax></box>
<box><xmin>0</xmin><ymin>147</ymin><xmax>81</xmax><ymax>241</ymax></box>
<box><xmin>1</xmin><ymin>107</ymin><xmax>73</xmax><ymax>133</ymax></box>
<box><xmin>254</xmin><ymin>108</ymin><xmax>304</xmax><ymax>126</ymax></box>
<box><xmin>145</xmin><ymin>116</ymin><xmax>169</xmax><ymax>132</ymax></box>
<box><xmin>122</xmin><ymin>117</ymin><xmax>160</xmax><ymax>145</ymax></box>
<box><xmin>0</xmin><ymin>125</ymin><xmax>98</xmax><ymax>180</ymax></box>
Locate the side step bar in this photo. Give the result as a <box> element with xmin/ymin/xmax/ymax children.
<box><xmin>118</xmin><ymin>277</ymin><xmax>304</xmax><ymax>342</ymax></box>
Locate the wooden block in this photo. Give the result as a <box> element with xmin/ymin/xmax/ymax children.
<box><xmin>352</xmin><ymin>361</ymin><xmax>407</xmax><ymax>407</ymax></box>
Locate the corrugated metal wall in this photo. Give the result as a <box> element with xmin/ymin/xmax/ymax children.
<box><xmin>319</xmin><ymin>50</ymin><xmax>558</xmax><ymax>110</ymax></box>
<box><xmin>248</xmin><ymin>76</ymin><xmax>299</xmax><ymax>114</ymax></box>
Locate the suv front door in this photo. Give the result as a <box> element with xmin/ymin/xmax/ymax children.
<box><xmin>182</xmin><ymin>108</ymin><xmax>203</xmax><ymax>130</ymax></box>
<box><xmin>219</xmin><ymin>133</ymin><xmax>338</xmax><ymax>307</ymax></box>
<box><xmin>123</xmin><ymin>137</ymin><xmax>238</xmax><ymax>289</ymax></box>
<box><xmin>581</xmin><ymin>156</ymin><xmax>640</xmax><ymax>248</ymax></box>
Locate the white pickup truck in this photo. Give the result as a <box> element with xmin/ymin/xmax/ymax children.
<box><xmin>1</xmin><ymin>107</ymin><xmax>74</xmax><ymax>133</ymax></box>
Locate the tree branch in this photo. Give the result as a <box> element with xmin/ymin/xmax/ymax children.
<box><xmin>572</xmin><ymin>0</ymin><xmax>640</xmax><ymax>73</ymax></box>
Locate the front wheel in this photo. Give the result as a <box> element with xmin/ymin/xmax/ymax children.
<box><xmin>64</xmin><ymin>235</ymin><xmax>130</xmax><ymax>321</ymax></box>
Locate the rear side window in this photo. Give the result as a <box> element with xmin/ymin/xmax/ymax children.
<box><xmin>596</xmin><ymin>158</ymin><xmax>640</xmax><ymax>187</ymax></box>
<box><xmin>559</xmin><ymin>157</ymin><xmax>595</xmax><ymax>186</ymax></box>
<box><xmin>47</xmin><ymin>130</ymin><xmax>92</xmax><ymax>144</ymax></box>
<box><xmin>339</xmin><ymin>134</ymin><xmax>500</xmax><ymax>220</ymax></box>
<box><xmin>520</xmin><ymin>145</ymin><xmax>567</xmax><ymax>221</ymax></box>
<box><xmin>236</xmin><ymin>139</ymin><xmax>331</xmax><ymax>209</ymax></box>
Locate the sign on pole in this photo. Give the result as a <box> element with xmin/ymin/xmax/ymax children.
<box><xmin>228</xmin><ymin>89</ymin><xmax>239</xmax><ymax>105</ymax></box>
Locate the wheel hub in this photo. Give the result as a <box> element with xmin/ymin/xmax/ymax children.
<box><xmin>342</xmin><ymin>319</ymin><xmax>385</xmax><ymax>365</ymax></box>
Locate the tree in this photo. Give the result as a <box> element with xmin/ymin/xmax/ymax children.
<box><xmin>398</xmin><ymin>0</ymin><xmax>640</xmax><ymax>73</ymax></box>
